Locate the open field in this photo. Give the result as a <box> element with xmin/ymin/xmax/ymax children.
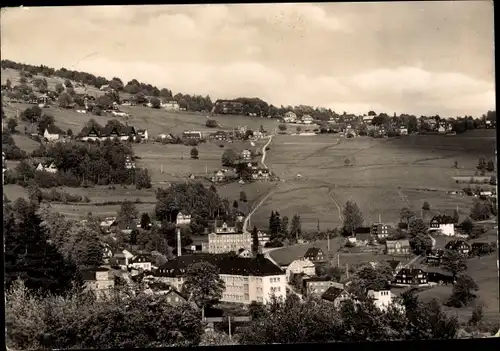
<box><xmin>250</xmin><ymin>130</ymin><xmax>496</xmax><ymax>231</ymax></box>
<box><xmin>11</xmin><ymin>134</ymin><xmax>41</xmax><ymax>153</ymax></box>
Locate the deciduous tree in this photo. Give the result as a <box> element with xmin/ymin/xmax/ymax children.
<box><xmin>400</xmin><ymin>207</ymin><xmax>415</xmax><ymax>224</ymax></box>
<box><xmin>446</xmin><ymin>274</ymin><xmax>478</xmax><ymax>307</ymax></box>
<box><xmin>190</xmin><ymin>147</ymin><xmax>199</xmax><ymax>159</ymax></box>
<box><xmin>441</xmin><ymin>249</ymin><xmax>467</xmax><ymax>279</ymax></box>
<box><xmin>221</xmin><ymin>148</ymin><xmax>238</xmax><ymax>166</ymax></box>
<box><xmin>342</xmin><ymin>201</ymin><xmax>363</xmax><ymax>235</ymax></box>
<box><xmin>289</xmin><ymin>214</ymin><xmax>301</xmax><ymax>240</ymax></box>
<box><xmin>251</xmin><ymin>226</ymin><xmax>259</xmax><ymax>255</ymax></box>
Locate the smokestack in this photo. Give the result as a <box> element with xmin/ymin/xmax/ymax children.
<box><xmin>177</xmin><ymin>226</ymin><xmax>182</xmax><ymax>257</ymax></box>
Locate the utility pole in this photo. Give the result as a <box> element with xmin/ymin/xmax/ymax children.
<box><xmin>346</xmin><ymin>262</ymin><xmax>349</xmax><ymax>279</ymax></box>
<box><xmin>228</xmin><ymin>317</ymin><xmax>232</xmax><ymax>340</ymax></box>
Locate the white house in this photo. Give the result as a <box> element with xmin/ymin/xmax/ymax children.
<box><xmin>129</xmin><ymin>255</ymin><xmax>152</xmax><ymax>271</ymax></box>
<box><xmin>283</xmin><ymin>111</ymin><xmax>297</xmax><ymax>123</ymax></box>
<box><xmin>176</xmin><ymin>212</ymin><xmax>192</xmax><ymax>226</ymax></box>
<box><xmin>36</xmin><ymin>162</ymin><xmax>58</xmax><ymax>173</ymax></box>
<box><xmin>367</xmin><ymin>289</ymin><xmax>404</xmax><ymax>312</ymax></box>
<box><xmin>76</xmin><ymin>109</ymin><xmax>88</xmax><ymax>114</ymax></box>
<box><xmin>285</xmin><ymin>258</ymin><xmax>316</xmax><ymax>282</ymax></box>
<box><xmin>301</xmin><ymin>115</ymin><xmax>314</xmax><ymax>124</ymax></box>
<box><xmin>43</xmin><ymin>126</ymin><xmax>61</xmax><ymax>141</ymax></box>
<box><xmin>399</xmin><ymin>126</ymin><xmax>408</xmax><ymax>135</ymax></box>
<box><xmin>241</xmin><ymin>149</ymin><xmax>252</xmax><ymax>160</ymax></box>
<box><xmin>429</xmin><ymin>215</ymin><xmax>455</xmax><ymax>236</ymax></box>
<box><xmin>363</xmin><ymin>115</ymin><xmax>374</xmax><ymax>124</ymax></box>
<box><xmin>137</xmin><ymin>129</ymin><xmax>149</xmax><ymax>141</ymax></box>
<box><xmin>111</xmin><ymin>111</ymin><xmax>129</xmax><ymax>118</ymax></box>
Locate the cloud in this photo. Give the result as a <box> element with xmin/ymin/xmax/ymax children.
<box><xmin>0</xmin><ymin>3</ymin><xmax>494</xmax><ymax>116</ymax></box>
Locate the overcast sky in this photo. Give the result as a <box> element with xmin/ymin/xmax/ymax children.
<box><xmin>1</xmin><ymin>2</ymin><xmax>495</xmax><ymax>117</ymax></box>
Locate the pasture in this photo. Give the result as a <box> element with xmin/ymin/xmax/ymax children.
<box><xmin>250</xmin><ymin>130</ymin><xmax>496</xmax><ymax>231</ymax></box>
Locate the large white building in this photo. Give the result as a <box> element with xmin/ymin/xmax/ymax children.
<box><xmin>286</xmin><ymin>258</ymin><xmax>316</xmax><ymax>282</ymax></box>
<box><xmin>153</xmin><ymin>254</ymin><xmax>286</xmax><ymax>305</ymax></box>
<box><xmin>367</xmin><ymin>289</ymin><xmax>404</xmax><ymax>312</ymax></box>
<box><xmin>429</xmin><ymin>215</ymin><xmax>455</xmax><ymax>236</ymax></box>
<box><xmin>207</xmin><ymin>220</ymin><xmax>250</xmax><ymax>254</ymax></box>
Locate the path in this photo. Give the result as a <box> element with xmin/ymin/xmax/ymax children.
<box><xmin>403</xmin><ymin>254</ymin><xmax>422</xmax><ymax>268</ymax></box>
<box><xmin>327</xmin><ymin>187</ymin><xmax>344</xmax><ymax>222</ymax></box>
<box><xmin>262</xmin><ymin>247</ymin><xmax>281</xmax><ymax>267</ymax></box>
<box><xmin>260</xmin><ymin>135</ymin><xmax>274</xmax><ymax>169</ymax></box>
<box><xmin>242</xmin><ymin>186</ymin><xmax>277</xmax><ymax>232</ymax></box>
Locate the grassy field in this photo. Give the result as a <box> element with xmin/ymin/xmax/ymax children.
<box><xmin>251</xmin><ymin>130</ymin><xmax>496</xmax><ymax>231</ymax></box>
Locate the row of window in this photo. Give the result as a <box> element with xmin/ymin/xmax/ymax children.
<box><xmin>223</xmin><ymin>293</ymin><xmax>249</xmax><ymax>302</ymax></box>
<box><xmin>270</xmin><ymin>286</ymin><xmax>281</xmax><ymax>292</ymax></box>
<box><xmin>269</xmin><ymin>277</ymin><xmax>281</xmax><ymax>283</ymax></box>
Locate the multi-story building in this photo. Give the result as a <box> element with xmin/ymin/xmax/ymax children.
<box><xmin>371</xmin><ymin>223</ymin><xmax>390</xmax><ymax>239</ymax></box>
<box><xmin>176</xmin><ymin>212</ymin><xmax>192</xmax><ymax>226</ymax></box>
<box><xmin>81</xmin><ymin>267</ymin><xmax>115</xmax><ymax>299</ymax></box>
<box><xmin>367</xmin><ymin>289</ymin><xmax>404</xmax><ymax>312</ymax></box>
<box><xmin>285</xmin><ymin>258</ymin><xmax>316</xmax><ymax>282</ymax></box>
<box><xmin>445</xmin><ymin>240</ymin><xmax>471</xmax><ymax>255</ymax></box>
<box><xmin>153</xmin><ymin>254</ymin><xmax>286</xmax><ymax>304</ymax></box>
<box><xmin>394</xmin><ymin>268</ymin><xmax>428</xmax><ymax>285</ymax></box>
<box><xmin>303</xmin><ymin>277</ymin><xmax>344</xmax><ymax>297</ymax></box>
<box><xmin>385</xmin><ymin>239</ymin><xmax>411</xmax><ymax>256</ymax></box>
<box><xmin>208</xmin><ymin>220</ymin><xmax>249</xmax><ymax>254</ymax></box>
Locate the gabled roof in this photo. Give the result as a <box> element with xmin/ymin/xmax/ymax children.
<box><xmin>395</xmin><ymin>268</ymin><xmax>426</xmax><ymax>278</ymax></box>
<box><xmin>386</xmin><ymin>239</ymin><xmax>410</xmax><ymax>248</ymax></box>
<box><xmin>44</xmin><ymin>125</ymin><xmax>61</xmax><ymax>134</ymax></box>
<box><xmin>304</xmin><ymin>247</ymin><xmax>324</xmax><ymax>258</ymax></box>
<box><xmin>445</xmin><ymin>240</ymin><xmax>470</xmax><ymax>250</ymax></box>
<box><xmin>386</xmin><ymin>260</ymin><xmax>402</xmax><ymax>270</ymax></box>
<box><xmin>321</xmin><ymin>286</ymin><xmax>348</xmax><ymax>302</ymax></box>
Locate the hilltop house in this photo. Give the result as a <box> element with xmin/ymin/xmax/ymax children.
<box><xmin>321</xmin><ymin>286</ymin><xmax>353</xmax><ymax>308</ymax></box>
<box><xmin>154</xmin><ymin>254</ymin><xmax>286</xmax><ymax>304</ymax></box>
<box><xmin>129</xmin><ymin>254</ymin><xmax>152</xmax><ymax>271</ymax></box>
<box><xmin>367</xmin><ymin>289</ymin><xmax>404</xmax><ymax>312</ymax></box>
<box><xmin>286</xmin><ymin>258</ymin><xmax>316</xmax><ymax>282</ymax></box>
<box><xmin>162</xmin><ymin>101</ymin><xmax>180</xmax><ymax>112</ymax></box>
<box><xmin>176</xmin><ymin>212</ymin><xmax>192</xmax><ymax>226</ymax></box>
<box><xmin>394</xmin><ymin>268</ymin><xmax>428</xmax><ymax>285</ymax></box>
<box><xmin>36</xmin><ymin>162</ymin><xmax>58</xmax><ymax>173</ymax></box>
<box><xmin>304</xmin><ymin>247</ymin><xmax>327</xmax><ymax>263</ymax></box>
<box><xmin>251</xmin><ymin>168</ymin><xmax>270</xmax><ymax>180</ymax></box>
<box><xmin>99</xmin><ymin>217</ymin><xmax>117</xmax><ymax>234</ymax></box>
<box><xmin>362</xmin><ymin>115</ymin><xmax>374</xmax><ymax>124</ymax></box>
<box><xmin>399</xmin><ymin>126</ymin><xmax>408</xmax><ymax>135</ymax></box>
<box><xmin>241</xmin><ymin>149</ymin><xmax>252</xmax><ymax>160</ymax></box>
<box><xmin>385</xmin><ymin>239</ymin><xmax>411</xmax><ymax>256</ymax></box>
<box><xmin>301</xmin><ymin>115</ymin><xmax>314</xmax><ymax>124</ymax></box>
<box><xmin>183</xmin><ymin>131</ymin><xmax>202</xmax><ymax>140</ymax></box>
<box><xmin>429</xmin><ymin>215</ymin><xmax>455</xmax><ymax>236</ymax></box>
<box><xmin>445</xmin><ymin>240</ymin><xmax>471</xmax><ymax>255</ymax></box>
<box><xmin>283</xmin><ymin>111</ymin><xmax>297</xmax><ymax>123</ymax></box>
<box><xmin>43</xmin><ymin>125</ymin><xmax>62</xmax><ymax>141</ymax></box>
<box><xmin>81</xmin><ymin>267</ymin><xmax>115</xmax><ymax>299</ymax></box>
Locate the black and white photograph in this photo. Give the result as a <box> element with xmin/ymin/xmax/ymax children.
<box><xmin>1</xmin><ymin>2</ymin><xmax>498</xmax><ymax>349</ymax></box>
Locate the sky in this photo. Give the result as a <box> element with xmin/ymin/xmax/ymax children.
<box><xmin>0</xmin><ymin>2</ymin><xmax>495</xmax><ymax>117</ymax></box>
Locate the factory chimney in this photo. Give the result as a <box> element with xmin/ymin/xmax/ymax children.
<box><xmin>177</xmin><ymin>226</ymin><xmax>182</xmax><ymax>257</ymax></box>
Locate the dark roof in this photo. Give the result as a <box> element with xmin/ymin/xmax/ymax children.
<box><xmin>81</xmin><ymin>125</ymin><xmax>136</xmax><ymax>138</ymax></box>
<box><xmin>214</xmin><ymin>219</ymin><xmax>237</xmax><ymax>228</ymax></box>
<box><xmin>354</xmin><ymin>227</ymin><xmax>371</xmax><ymax>234</ymax></box>
<box><xmin>386</xmin><ymin>260</ymin><xmax>401</xmax><ymax>270</ymax></box>
<box><xmin>321</xmin><ymin>286</ymin><xmax>346</xmax><ymax>302</ymax></box>
<box><xmin>445</xmin><ymin>240</ymin><xmax>470</xmax><ymax>250</ymax></box>
<box><xmin>80</xmin><ymin>267</ymin><xmax>110</xmax><ymax>281</ymax></box>
<box><xmin>395</xmin><ymin>268</ymin><xmax>427</xmax><ymax>278</ymax></box>
<box><xmin>130</xmin><ymin>254</ymin><xmax>152</xmax><ymax>264</ymax></box>
<box><xmin>156</xmin><ymin>254</ymin><xmax>284</xmax><ymax>277</ymax></box>
<box><xmin>304</xmin><ymin>247</ymin><xmax>324</xmax><ymax>258</ymax></box>
<box><xmin>303</xmin><ymin>276</ymin><xmax>331</xmax><ymax>283</ymax></box>
<box><xmin>45</xmin><ymin>125</ymin><xmax>61</xmax><ymax>134</ymax></box>
<box><xmin>355</xmin><ymin>233</ymin><xmax>372</xmax><ymax>242</ymax></box>
<box><xmin>431</xmin><ymin>215</ymin><xmax>455</xmax><ymax>224</ymax></box>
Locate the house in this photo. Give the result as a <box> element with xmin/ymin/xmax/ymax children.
<box><xmin>303</xmin><ymin>277</ymin><xmax>344</xmax><ymax>297</ymax></box>
<box><xmin>283</xmin><ymin>111</ymin><xmax>297</xmax><ymax>123</ymax></box>
<box><xmin>162</xmin><ymin>100</ymin><xmax>180</xmax><ymax>112</ymax></box>
<box><xmin>35</xmin><ymin>162</ymin><xmax>58</xmax><ymax>173</ymax></box>
<box><xmin>176</xmin><ymin>212</ymin><xmax>192</xmax><ymax>226</ymax></box>
<box><xmin>154</xmin><ymin>254</ymin><xmax>286</xmax><ymax>304</ymax></box>
<box><xmin>321</xmin><ymin>286</ymin><xmax>353</xmax><ymax>308</ymax></box>
<box><xmin>99</xmin><ymin>217</ymin><xmax>117</xmax><ymax>233</ymax></box>
<box><xmin>285</xmin><ymin>258</ymin><xmax>316</xmax><ymax>282</ymax></box>
<box><xmin>81</xmin><ymin>267</ymin><xmax>115</xmax><ymax>299</ymax></box>
<box><xmin>159</xmin><ymin>133</ymin><xmax>175</xmax><ymax>141</ymax></box>
<box><xmin>187</xmin><ymin>236</ymin><xmax>209</xmax><ymax>253</ymax></box>
<box><xmin>113</xmin><ymin>249</ymin><xmax>136</xmax><ymax>268</ymax></box>
<box><xmin>235</xmin><ymin>211</ymin><xmax>245</xmax><ymax>222</ymax></box>
<box><xmin>399</xmin><ymin>126</ymin><xmax>408</xmax><ymax>135</ymax></box>
<box><xmin>251</xmin><ymin>168</ymin><xmax>270</xmax><ymax>180</ymax></box>
<box><xmin>211</xmin><ymin>131</ymin><xmax>228</xmax><ymax>141</ymax></box>
<box><xmin>124</xmin><ymin>155</ymin><xmax>135</xmax><ymax>169</ymax></box>
<box><xmin>129</xmin><ymin>254</ymin><xmax>152</xmax><ymax>271</ymax></box>
<box><xmin>301</xmin><ymin>115</ymin><xmax>314</xmax><ymax>124</ymax></box>
<box><xmin>304</xmin><ymin>247</ymin><xmax>326</xmax><ymax>263</ymax></box>
<box><xmin>445</xmin><ymin>240</ymin><xmax>471</xmax><ymax>255</ymax></box>
<box><xmin>211</xmin><ymin>170</ymin><xmax>226</xmax><ymax>183</ymax></box>
<box><xmin>367</xmin><ymin>289</ymin><xmax>403</xmax><ymax>312</ymax></box>
<box><xmin>247</xmin><ymin>161</ymin><xmax>259</xmax><ymax>170</ymax></box>
<box><xmin>394</xmin><ymin>268</ymin><xmax>428</xmax><ymax>285</ymax></box>
<box><xmin>144</xmin><ymin>283</ymin><xmax>193</xmax><ymax>307</ymax></box>
<box><xmin>43</xmin><ymin>125</ymin><xmax>61</xmax><ymax>141</ymax></box>
<box><xmin>385</xmin><ymin>239</ymin><xmax>411</xmax><ymax>256</ymax></box>
<box><xmin>257</xmin><ymin>230</ymin><xmax>270</xmax><ymax>246</ymax></box>
<box><xmin>371</xmin><ymin>223</ymin><xmax>390</xmax><ymax>238</ymax></box>
<box><xmin>99</xmin><ymin>84</ymin><xmax>111</xmax><ymax>91</ymax></box>
<box><xmin>137</xmin><ymin>129</ymin><xmax>149</xmax><ymax>141</ymax></box>
<box><xmin>386</xmin><ymin>259</ymin><xmax>404</xmax><ymax>276</ymax></box>
<box><xmin>241</xmin><ymin>149</ymin><xmax>252</xmax><ymax>160</ymax></box>
<box><xmin>238</xmin><ymin>248</ymin><xmax>253</xmax><ymax>258</ymax></box>
<box><xmin>438</xmin><ymin>121</ymin><xmax>448</xmax><ymax>133</ymax></box>
<box><xmin>183</xmin><ymin>131</ymin><xmax>202</xmax><ymax>140</ymax></box>
<box><xmin>362</xmin><ymin>115</ymin><xmax>374</xmax><ymax>124</ymax></box>
<box><xmin>111</xmin><ymin>111</ymin><xmax>130</xmax><ymax>118</ymax></box>
<box><xmin>427</xmin><ymin>272</ymin><xmax>455</xmax><ymax>285</ymax></box>
<box><xmin>429</xmin><ymin>215</ymin><xmax>455</xmax><ymax>236</ymax></box>
<box><xmin>102</xmin><ymin>243</ymin><xmax>113</xmax><ymax>262</ymax></box>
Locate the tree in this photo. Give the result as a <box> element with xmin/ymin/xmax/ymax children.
<box><xmin>422</xmin><ymin>201</ymin><xmax>430</xmax><ymax>211</ymax></box>
<box><xmin>289</xmin><ymin>214</ymin><xmax>301</xmax><ymax>240</ymax></box>
<box><xmin>58</xmin><ymin>92</ymin><xmax>73</xmax><ymax>108</ymax></box>
<box><xmin>221</xmin><ymin>148</ymin><xmax>238</xmax><ymax>166</ymax></box>
<box><xmin>477</xmin><ymin>157</ymin><xmax>486</xmax><ymax>171</ymax></box>
<box><xmin>117</xmin><ymin>200</ymin><xmax>138</xmax><ymax>228</ymax></box>
<box><xmin>140</xmin><ymin>212</ymin><xmax>151</xmax><ymax>230</ymax></box>
<box><xmin>150</xmin><ymin>97</ymin><xmax>161</xmax><ymax>109</ymax></box>
<box><xmin>251</xmin><ymin>226</ymin><xmax>259</xmax><ymax>255</ymax></box>
<box><xmin>452</xmin><ymin>209</ymin><xmax>459</xmax><ymax>224</ymax></box>
<box><xmin>96</xmin><ymin>95</ymin><xmax>113</xmax><ymax>109</ymax></box>
<box><xmin>368</xmin><ymin>110</ymin><xmax>377</xmax><ymax>116</ymax></box>
<box><xmin>446</xmin><ymin>274</ymin><xmax>478</xmax><ymax>307</ymax></box>
<box><xmin>280</xmin><ymin>216</ymin><xmax>289</xmax><ymax>237</ymax></box>
<box><xmin>408</xmin><ymin>218</ymin><xmax>428</xmax><ymax>237</ymax></box>
<box><xmin>468</xmin><ymin>303</ymin><xmax>484</xmax><ymax>325</ymax></box>
<box><xmin>206</xmin><ymin>119</ymin><xmax>218</xmax><ymax>128</ymax></box>
<box><xmin>7</xmin><ymin>118</ymin><xmax>18</xmax><ymax>133</ymax></box>
<box><xmin>400</xmin><ymin>207</ymin><xmax>415</xmax><ymax>224</ymax></box>
<box><xmin>269</xmin><ymin>211</ymin><xmax>282</xmax><ymax>237</ymax></box>
<box><xmin>486</xmin><ymin>160</ymin><xmax>495</xmax><ymax>172</ymax></box>
<box><xmin>239</xmin><ymin>191</ymin><xmax>247</xmax><ymax>202</ymax></box>
<box><xmin>64</xmin><ymin>79</ymin><xmax>73</xmax><ymax>88</ymax></box>
<box><xmin>55</xmin><ymin>83</ymin><xmax>65</xmax><ymax>94</ymax></box>
<box><xmin>232</xmin><ymin>200</ymin><xmax>238</xmax><ymax>210</ymax></box>
<box><xmin>190</xmin><ymin>147</ymin><xmax>199</xmax><ymax>159</ymax></box>
<box><xmin>409</xmin><ymin>234</ymin><xmax>433</xmax><ymax>255</ymax></box>
<box><xmin>453</xmin><ymin>160</ymin><xmax>458</xmax><ymax>169</ymax></box>
<box><xmin>441</xmin><ymin>249</ymin><xmax>467</xmax><ymax>279</ymax></box>
<box><xmin>278</xmin><ymin>124</ymin><xmax>287</xmax><ymax>131</ymax></box>
<box><xmin>460</xmin><ymin>218</ymin><xmax>473</xmax><ymax>235</ymax></box>
<box><xmin>182</xmin><ymin>261</ymin><xmax>225</xmax><ymax>318</ymax></box>
<box><xmin>26</xmin><ymin>183</ymin><xmax>43</xmax><ymax>205</ymax></box>
<box><xmin>135</xmin><ymin>169</ymin><xmax>152</xmax><ymax>189</ymax></box>
<box><xmin>296</xmin><ymin>126</ymin><xmax>302</xmax><ymax>133</ymax></box>
<box><xmin>470</xmin><ymin>200</ymin><xmax>491</xmax><ymax>221</ymax></box>
<box><xmin>342</xmin><ymin>201</ymin><xmax>363</xmax><ymax>235</ymax></box>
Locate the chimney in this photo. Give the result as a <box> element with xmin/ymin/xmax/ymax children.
<box><xmin>177</xmin><ymin>226</ymin><xmax>182</xmax><ymax>257</ymax></box>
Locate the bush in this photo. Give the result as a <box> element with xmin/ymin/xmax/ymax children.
<box><xmin>206</xmin><ymin>119</ymin><xmax>218</xmax><ymax>128</ymax></box>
